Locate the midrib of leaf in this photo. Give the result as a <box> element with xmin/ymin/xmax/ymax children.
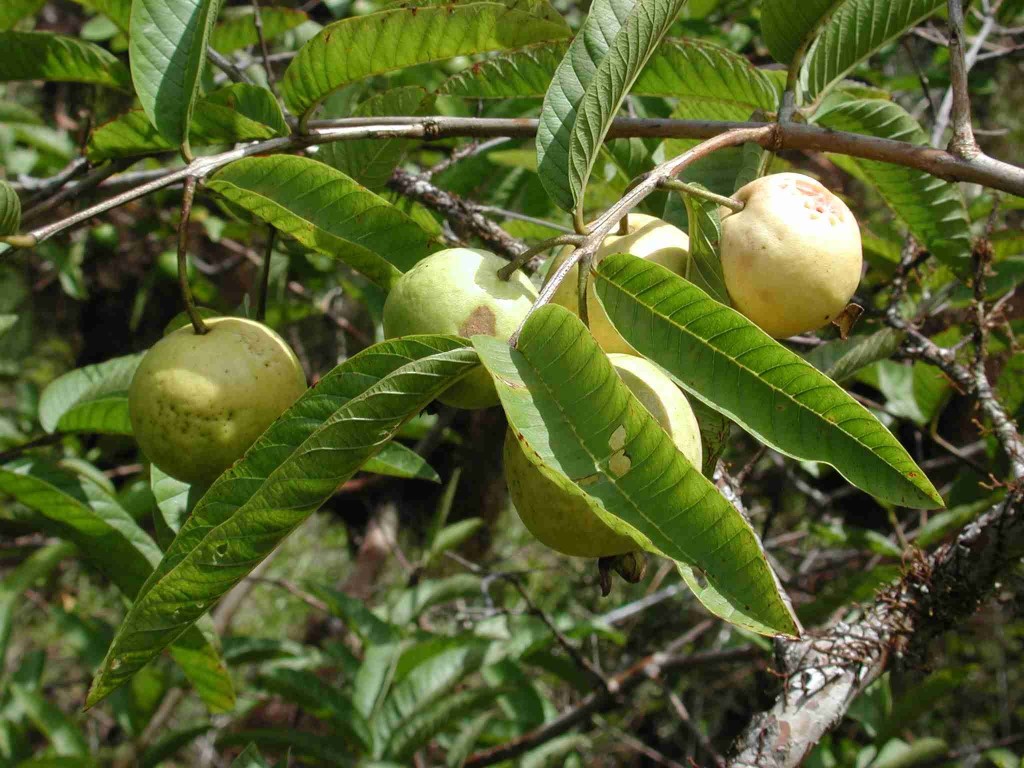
<box><xmin>594</xmin><ymin>255</ymin><xmax>942</xmax><ymax>509</ymax></box>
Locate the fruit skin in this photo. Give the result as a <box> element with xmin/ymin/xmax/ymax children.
<box><xmin>720</xmin><ymin>172</ymin><xmax>863</xmax><ymax>339</ymax></box>
<box><xmin>545</xmin><ymin>213</ymin><xmax>689</xmax><ymax>354</ymax></box>
<box><xmin>382</xmin><ymin>247</ymin><xmax>537</xmax><ymax>409</ymax></box>
<box><xmin>505</xmin><ymin>353</ymin><xmax>703</xmax><ymax>558</ymax></box>
<box><xmin>129</xmin><ymin>317</ymin><xmax>307</xmax><ymax>486</ymax></box>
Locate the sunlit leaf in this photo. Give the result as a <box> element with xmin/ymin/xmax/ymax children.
<box><xmin>592</xmin><ymin>253</ymin><xmax>943</xmax><ymax>509</ymax></box>
<box><xmin>87</xmin><ymin>337</ymin><xmax>479</xmax><ymax>706</ymax></box>
<box><xmin>210</xmin><ymin>6</ymin><xmax>307</xmax><ymax>53</ymax></box>
<box><xmin>38</xmin><ymin>352</ymin><xmax>143</xmax><ymax>435</ymax></box>
<box><xmin>761</xmin><ymin>0</ymin><xmax>839</xmax><ymax>64</ymax></box>
<box><xmin>0</xmin><ymin>31</ymin><xmax>130</xmax><ymax>89</ymax></box>
<box><xmin>0</xmin><ymin>0</ymin><xmax>46</xmax><ymax>30</ymax></box>
<box><xmin>363</xmin><ymin>441</ymin><xmax>440</xmax><ymax>483</ymax></box>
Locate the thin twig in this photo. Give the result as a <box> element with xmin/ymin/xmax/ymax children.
<box><xmin>177</xmin><ymin>177</ymin><xmax>208</xmax><ymax>335</ymax></box>
<box><xmin>256</xmin><ymin>227</ymin><xmax>275</xmax><ymax>322</ymax></box>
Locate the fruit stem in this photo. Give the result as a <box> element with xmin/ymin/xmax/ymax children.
<box><xmin>177</xmin><ymin>176</ymin><xmax>208</xmax><ymax>335</ymax></box>
<box><xmin>256</xmin><ymin>226</ymin><xmax>276</xmax><ymax>322</ymax></box>
<box><xmin>616</xmin><ymin>214</ymin><xmax>629</xmax><ymax>236</ymax></box>
<box><xmin>572</xmin><ymin>208</ymin><xmax>590</xmax><ymax>236</ymax></box>
<box><xmin>497</xmin><ymin>234</ymin><xmax>585</xmax><ymax>281</ymax></box>
<box><xmin>659</xmin><ymin>179</ymin><xmax>745</xmax><ymax>213</ymax></box>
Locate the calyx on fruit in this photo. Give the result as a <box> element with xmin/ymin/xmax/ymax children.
<box><xmin>505</xmin><ymin>353</ymin><xmax>703</xmax><ymax>559</ymax></box>
<box><xmin>129</xmin><ymin>317</ymin><xmax>307</xmax><ymax>486</ymax></box>
<box><xmin>720</xmin><ymin>172</ymin><xmax>863</xmax><ymax>339</ymax></box>
<box><xmin>545</xmin><ymin>213</ymin><xmax>690</xmax><ymax>354</ymax></box>
<box><xmin>382</xmin><ymin>247</ymin><xmax>537</xmax><ymax>409</ymax></box>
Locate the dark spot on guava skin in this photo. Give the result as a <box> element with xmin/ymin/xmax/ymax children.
<box><xmin>459</xmin><ymin>305</ymin><xmax>497</xmax><ymax>337</ymax></box>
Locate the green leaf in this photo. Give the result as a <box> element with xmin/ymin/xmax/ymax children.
<box><xmin>0</xmin><ymin>0</ymin><xmax>45</xmax><ymax>30</ymax></box>
<box><xmin>681</xmin><ymin>187</ymin><xmax>729</xmax><ymax>305</ymax></box>
<box><xmin>281</xmin><ymin>2</ymin><xmax>568</xmax><ymax>118</ymax></box>
<box><xmin>446</xmin><ymin>712</ymin><xmax>494</xmax><ymax>768</ymax></box>
<box><xmin>0</xmin><ymin>180</ymin><xmax>21</xmax><ymax>238</ymax></box>
<box><xmin>257</xmin><ymin>668</ymin><xmax>371</xmax><ymax>749</ymax></box>
<box><xmin>440</xmin><ymin>41</ymin><xmax>568</xmax><ymax>99</ymax></box>
<box><xmin>0</xmin><ymin>460</ymin><xmax>235</xmax><ymax>713</ymax></box>
<box><xmin>383</xmin><ymin>574</ymin><xmax>482</xmax><ymax>625</ymax></box>
<box><xmin>88</xmin><ymin>84</ymin><xmax>288</xmax><ymax>161</ymax></box>
<box><xmin>761</xmin><ymin>0</ymin><xmax>841</xmax><ymax>64</ymax></box>
<box><xmin>801</xmin><ymin>0</ymin><xmax>945</xmax><ymax>99</ymax></box>
<box><xmin>129</xmin><ymin>0</ymin><xmax>224</xmax><ymax>153</ymax></box>
<box><xmin>536</xmin><ymin>0</ymin><xmax>688</xmax><ymax>215</ymax></box>
<box><xmin>207</xmin><ymin>155</ymin><xmax>438</xmax><ymax>289</ymax></box>
<box><xmin>307</xmin><ymin>584</ymin><xmax>401</xmax><ymax>646</ymax></box>
<box><xmin>86</xmin><ymin>336</ymin><xmax>479</xmax><ymax>707</ymax></box>
<box><xmin>150</xmin><ymin>465</ymin><xmax>200</xmax><ymax>550</ymax></box>
<box><xmin>318</xmin><ymin>86</ymin><xmax>435</xmax><ymax>191</ymax></box>
<box><xmin>226</xmin><ymin>744</ymin><xmax>269</xmax><ymax>768</ymax></box>
<box><xmin>373</xmin><ymin>643</ymin><xmax>489</xmax><ymax>757</ymax></box>
<box><xmin>804</xmin><ymin>328</ymin><xmax>904</xmax><ymax>383</ymax></box>
<box><xmin>0</xmin><ymin>542</ymin><xmax>74</xmax><ymax>667</ymax></box>
<box><xmin>0</xmin><ymin>31</ymin><xmax>130</xmax><ymax>89</ymax></box>
<box><xmin>592</xmin><ymin>254</ymin><xmax>943</xmax><ymax>509</ymax></box>
<box><xmin>210</xmin><ymin>6</ymin><xmax>307</xmax><ymax>53</ymax></box>
<box><xmin>474</xmin><ymin>306</ymin><xmax>800</xmax><ymax>637</ymax></box>
<box><xmin>140</xmin><ymin>723</ymin><xmax>214</xmax><ymax>768</ymax></box>
<box><xmin>38</xmin><ymin>353</ymin><xmax>143</xmax><ymax>435</ymax></box>
<box><xmin>815</xmin><ymin>99</ymin><xmax>971</xmax><ymax>271</ymax></box>
<box><xmin>9</xmin><ymin>685</ymin><xmax>87</xmax><ymax>757</ymax></box>
<box><xmin>363</xmin><ymin>441</ymin><xmax>440</xmax><ymax>483</ymax></box>
<box><xmin>426</xmin><ymin>518</ymin><xmax>484</xmax><ymax>562</ymax></box>
<box><xmin>915</xmin><ymin>499</ymin><xmax>991</xmax><ymax>549</ymax></box>
<box><xmin>385</xmin><ymin>686</ymin><xmax>502</xmax><ymax>761</ymax></box>
<box><xmin>353</xmin><ymin>642</ymin><xmax>402</xmax><ymax>720</ymax></box>
<box><xmin>72</xmin><ymin>0</ymin><xmax>132</xmax><ymax>33</ymax></box>
<box><xmin>798</xmin><ymin>564</ymin><xmax>900</xmax><ymax>624</ymax></box>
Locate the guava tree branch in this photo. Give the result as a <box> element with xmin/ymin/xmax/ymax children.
<box><xmin>386</xmin><ymin>168</ymin><xmax>528</xmax><ymax>259</ymax></box>
<box><xmin>7</xmin><ymin>115</ymin><xmax>1024</xmax><ymax>249</ymax></box>
<box><xmin>727</xmin><ymin>487</ymin><xmax>1024</xmax><ymax>768</ymax></box>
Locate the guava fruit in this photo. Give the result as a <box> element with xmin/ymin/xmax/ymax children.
<box><xmin>720</xmin><ymin>172</ymin><xmax>863</xmax><ymax>339</ymax></box>
<box><xmin>545</xmin><ymin>213</ymin><xmax>690</xmax><ymax>354</ymax></box>
<box><xmin>382</xmin><ymin>247</ymin><xmax>537</xmax><ymax>409</ymax></box>
<box><xmin>505</xmin><ymin>353</ymin><xmax>703</xmax><ymax>558</ymax></box>
<box><xmin>129</xmin><ymin>317</ymin><xmax>307</xmax><ymax>486</ymax></box>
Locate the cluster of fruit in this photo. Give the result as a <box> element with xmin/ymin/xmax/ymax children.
<box><xmin>128</xmin><ymin>173</ymin><xmax>862</xmax><ymax>560</ymax></box>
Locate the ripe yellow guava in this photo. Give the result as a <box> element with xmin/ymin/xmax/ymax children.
<box><xmin>504</xmin><ymin>353</ymin><xmax>703</xmax><ymax>558</ymax></box>
<box><xmin>720</xmin><ymin>173</ymin><xmax>863</xmax><ymax>339</ymax></box>
<box><xmin>382</xmin><ymin>247</ymin><xmax>537</xmax><ymax>409</ymax></box>
<box><xmin>129</xmin><ymin>317</ymin><xmax>307</xmax><ymax>486</ymax></box>
<box><xmin>545</xmin><ymin>213</ymin><xmax>690</xmax><ymax>354</ymax></box>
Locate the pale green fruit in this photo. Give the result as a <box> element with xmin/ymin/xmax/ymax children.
<box><xmin>545</xmin><ymin>213</ymin><xmax>690</xmax><ymax>354</ymax></box>
<box><xmin>720</xmin><ymin>172</ymin><xmax>863</xmax><ymax>339</ymax></box>
<box><xmin>382</xmin><ymin>247</ymin><xmax>537</xmax><ymax>409</ymax></box>
<box><xmin>505</xmin><ymin>353</ymin><xmax>703</xmax><ymax>558</ymax></box>
<box><xmin>129</xmin><ymin>317</ymin><xmax>307</xmax><ymax>486</ymax></box>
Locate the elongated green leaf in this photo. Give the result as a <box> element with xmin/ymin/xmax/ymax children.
<box><xmin>592</xmin><ymin>254</ymin><xmax>943</xmax><ymax>509</ymax></box>
<box><xmin>129</xmin><ymin>0</ymin><xmax>224</xmax><ymax>153</ymax></box>
<box><xmin>379</xmin><ymin>0</ymin><xmax>568</xmax><ymax>25</ymax></box>
<box><xmin>151</xmin><ymin>465</ymin><xmax>200</xmax><ymax>549</ymax></box>
<box><xmin>354</xmin><ymin>642</ymin><xmax>402</xmax><ymax>720</ymax></box>
<box><xmin>440</xmin><ymin>41</ymin><xmax>568</xmax><ymax>98</ymax></box>
<box><xmin>681</xmin><ymin>186</ymin><xmax>729</xmax><ymax>305</ymax></box>
<box><xmin>0</xmin><ymin>460</ymin><xmax>235</xmax><ymax>713</ymax></box>
<box><xmin>373</xmin><ymin>643</ymin><xmax>489</xmax><ymax>757</ymax></box>
<box><xmin>281</xmin><ymin>3</ymin><xmax>568</xmax><ymax>118</ymax></box>
<box><xmin>474</xmin><ymin>306</ymin><xmax>800</xmax><ymax>636</ymax></box>
<box><xmin>0</xmin><ymin>542</ymin><xmax>74</xmax><ymax>666</ymax></box>
<box><xmin>761</xmin><ymin>0</ymin><xmax>841</xmax><ymax>64</ymax></box>
<box><xmin>0</xmin><ymin>180</ymin><xmax>21</xmax><ymax>238</ymax></box>
<box><xmin>318</xmin><ymin>87</ymin><xmax>435</xmax><ymax>191</ymax></box>
<box><xmin>257</xmin><ymin>668</ymin><xmax>371</xmax><ymax>749</ymax></box>
<box><xmin>9</xmin><ymin>685</ymin><xmax>87</xmax><ymax>757</ymax></box>
<box><xmin>0</xmin><ymin>0</ymin><xmax>45</xmax><ymax>30</ymax></box>
<box><xmin>140</xmin><ymin>723</ymin><xmax>214</xmax><ymax>768</ymax></box>
<box><xmin>801</xmin><ymin>0</ymin><xmax>944</xmax><ymax>99</ymax></box>
<box><xmin>363</xmin><ymin>441</ymin><xmax>440</xmax><ymax>482</ymax></box>
<box><xmin>87</xmin><ymin>337</ymin><xmax>479</xmax><ymax>707</ymax></box>
<box><xmin>804</xmin><ymin>328</ymin><xmax>904</xmax><ymax>383</ymax></box>
<box><xmin>88</xmin><ymin>84</ymin><xmax>287</xmax><ymax>162</ymax></box>
<box><xmin>383</xmin><ymin>574</ymin><xmax>481</xmax><ymax>625</ymax></box>
<box><xmin>815</xmin><ymin>99</ymin><xmax>971</xmax><ymax>271</ymax></box>
<box><xmin>0</xmin><ymin>31</ymin><xmax>130</xmax><ymax>89</ymax></box>
<box><xmin>386</xmin><ymin>686</ymin><xmax>502</xmax><ymax>761</ymax></box>
<box><xmin>537</xmin><ymin>0</ymin><xmax>688</xmax><ymax>215</ymax></box>
<box><xmin>210</xmin><ymin>6</ymin><xmax>307</xmax><ymax>53</ymax></box>
<box><xmin>207</xmin><ymin>155</ymin><xmax>437</xmax><ymax>289</ymax></box>
<box><xmin>38</xmin><ymin>353</ymin><xmax>143</xmax><ymax>435</ymax></box>
<box><xmin>308</xmin><ymin>584</ymin><xmax>401</xmax><ymax>646</ymax></box>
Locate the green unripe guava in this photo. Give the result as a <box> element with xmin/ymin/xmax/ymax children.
<box><xmin>504</xmin><ymin>353</ymin><xmax>703</xmax><ymax>558</ymax></box>
<box><xmin>129</xmin><ymin>317</ymin><xmax>307</xmax><ymax>486</ymax></box>
<box><xmin>382</xmin><ymin>247</ymin><xmax>537</xmax><ymax>409</ymax></box>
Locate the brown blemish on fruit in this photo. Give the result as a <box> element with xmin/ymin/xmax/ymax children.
<box><xmin>459</xmin><ymin>305</ymin><xmax>496</xmax><ymax>337</ymax></box>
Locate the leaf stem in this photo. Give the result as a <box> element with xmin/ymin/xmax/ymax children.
<box><xmin>177</xmin><ymin>177</ymin><xmax>208</xmax><ymax>335</ymax></box>
<box><xmin>659</xmin><ymin>179</ymin><xmax>744</xmax><ymax>212</ymax></box>
<box><xmin>497</xmin><ymin>234</ymin><xmax>584</xmax><ymax>281</ymax></box>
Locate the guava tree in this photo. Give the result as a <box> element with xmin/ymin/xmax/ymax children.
<box><xmin>0</xmin><ymin>0</ymin><xmax>1022</xmax><ymax>765</ymax></box>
